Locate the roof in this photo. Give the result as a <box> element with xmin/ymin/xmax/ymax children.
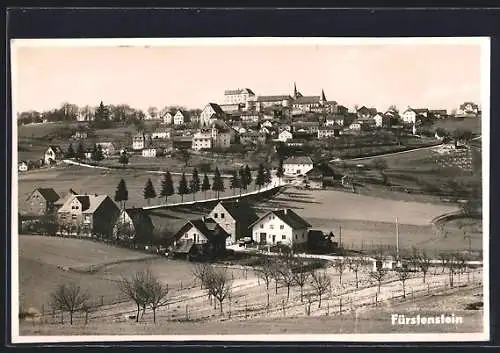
<box><xmin>177</xmin><ymin>217</ymin><xmax>230</xmax><ymax>242</ymax></box>
<box><xmin>57</xmin><ymin>194</ymin><xmax>111</xmax><ymax>214</ymax></box>
<box><xmin>171</xmin><ymin>239</ymin><xmax>195</xmax><ymax>254</ymax></box>
<box><xmin>218</xmin><ymin>201</ymin><xmax>259</xmax><ymax>226</ymax></box>
<box><xmin>414</xmin><ymin>108</ymin><xmax>429</xmax><ymax>113</ymax></box>
<box><xmin>249</xmin><ymin>209</ymin><xmax>311</xmax><ymax>230</ymax></box>
<box><xmin>206</xmin><ymin>103</ymin><xmax>226</xmax><ymax>116</ymax></box>
<box><xmin>429</xmin><ymin>109</ymin><xmax>447</xmax><ymax>114</ymax></box>
<box><xmin>96</xmin><ymin>142</ymin><xmax>115</xmax><ymax>148</ymax></box>
<box><xmin>224</xmin><ymin>88</ymin><xmax>255</xmax><ymax>96</ymax></box>
<box><xmin>256</xmin><ymin>95</ymin><xmax>292</xmax><ymax>102</ymax></box>
<box><xmin>294</xmin><ymin>96</ymin><xmax>321</xmax><ymax>104</ymax></box>
<box><xmin>32</xmin><ymin>188</ymin><xmax>60</xmax><ymax>203</ymax></box>
<box><xmin>284</xmin><ymin>156</ymin><xmax>314</xmax><ymax>165</ymax></box>
<box><xmin>48</xmin><ymin>145</ymin><xmax>63</xmax><ymax>154</ymax></box>
<box><xmin>54</xmin><ymin>188</ymin><xmax>78</xmax><ymax>205</ymax></box>
<box><xmin>122</xmin><ymin>208</ymin><xmax>154</xmax><ymax>230</ymax></box>
<box><xmin>460</xmin><ymin>102</ymin><xmax>478</xmax><ymax>108</ymax></box>
<box><xmin>326</xmin><ymin>115</ymin><xmax>345</xmax><ymax>121</ymax></box>
<box><xmin>76</xmin><ymin>196</ymin><xmax>91</xmax><ymax>211</ymax></box>
<box><xmin>318</xmin><ymin>126</ymin><xmax>341</xmax><ymax>131</ymax></box>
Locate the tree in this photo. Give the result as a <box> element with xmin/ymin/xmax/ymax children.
<box><xmin>65</xmin><ymin>143</ymin><xmax>75</xmax><ymax>158</ymax></box>
<box><xmin>76</xmin><ymin>142</ymin><xmax>86</xmax><ymax>160</ymax></box>
<box><xmin>145</xmin><ymin>273</ymin><xmax>169</xmax><ymax>323</ymax></box>
<box><xmin>254</xmin><ymin>256</ymin><xmax>274</xmax><ymax>308</ymax></box>
<box><xmin>178</xmin><ymin>173</ymin><xmax>189</xmax><ymax>202</ymax></box>
<box><xmin>369</xmin><ymin>267</ymin><xmax>388</xmax><ymax>294</ymax></box>
<box><xmin>292</xmin><ymin>262</ymin><xmax>312</xmax><ymax>302</ymax></box>
<box><xmin>347</xmin><ymin>257</ymin><xmax>370</xmax><ymax>289</ymax></box>
<box><xmin>276</xmin><ymin>256</ymin><xmax>295</xmax><ymax>301</ymax></box>
<box><xmin>201</xmin><ymin>173</ymin><xmax>211</xmax><ymax>199</ymax></box>
<box><xmin>114</xmin><ymin>178</ymin><xmax>128</xmax><ymax>210</ymax></box>
<box><xmin>211</xmin><ymin>167</ymin><xmax>225</xmax><ymax>199</ymax></box>
<box><xmin>413</xmin><ymin>250</ymin><xmax>432</xmax><ymax>284</ymax></box>
<box><xmin>310</xmin><ymin>271</ymin><xmax>331</xmax><ymax>308</ymax></box>
<box><xmin>333</xmin><ymin>259</ymin><xmax>347</xmax><ymax>286</ymax></box>
<box><xmin>119</xmin><ymin>152</ymin><xmax>129</xmax><ymax>167</ymax></box>
<box><xmin>205</xmin><ymin>266</ymin><xmax>232</xmax><ymax>315</ymax></box>
<box><xmin>90</xmin><ymin>144</ymin><xmax>99</xmax><ymax>161</ymax></box>
<box><xmin>230</xmin><ymin>169</ymin><xmax>241</xmax><ymax>196</ymax></box>
<box><xmin>118</xmin><ymin>270</ymin><xmax>151</xmax><ymax>322</ymax></box>
<box><xmin>143</xmin><ymin>178</ymin><xmax>157</xmax><ymax>205</ymax></box>
<box><xmin>189</xmin><ymin>168</ymin><xmax>201</xmax><ymax>201</ymax></box>
<box><xmin>92</xmin><ymin>144</ymin><xmax>104</xmax><ymax>161</ymax></box>
<box><xmin>255</xmin><ymin>163</ymin><xmax>266</xmax><ymax>190</ymax></box>
<box><xmin>396</xmin><ymin>267</ymin><xmax>411</xmax><ymax>298</ymax></box>
<box><xmin>245</xmin><ymin>165</ymin><xmax>253</xmax><ymax>188</ymax></box>
<box><xmin>276</xmin><ymin>159</ymin><xmax>284</xmax><ymax>183</ymax></box>
<box><xmin>192</xmin><ymin>263</ymin><xmax>211</xmax><ymax>290</ymax></box>
<box><xmin>239</xmin><ymin>166</ymin><xmax>249</xmax><ymax>191</ymax></box>
<box><xmin>264</xmin><ymin>168</ymin><xmax>272</xmax><ymax>186</ymax></box>
<box><xmin>50</xmin><ymin>282</ymin><xmax>89</xmax><ymax>325</ymax></box>
<box><xmin>160</xmin><ymin>171</ymin><xmax>174</xmax><ymax>203</ymax></box>
<box><xmin>178</xmin><ymin>149</ymin><xmax>191</xmax><ymax>167</ymax></box>
<box><xmin>388</xmin><ymin>104</ymin><xmax>399</xmax><ymax>113</ymax></box>
<box><xmin>452</xmin><ymin>128</ymin><xmax>463</xmax><ymax>148</ymax></box>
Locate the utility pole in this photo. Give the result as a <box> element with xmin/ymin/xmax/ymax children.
<box><xmin>395</xmin><ymin>216</ymin><xmax>399</xmax><ymax>260</ymax></box>
<box><xmin>339</xmin><ymin>225</ymin><xmax>342</xmax><ymax>249</ymax></box>
<box><xmin>464</xmin><ymin>234</ymin><xmax>472</xmax><ymax>252</ymax></box>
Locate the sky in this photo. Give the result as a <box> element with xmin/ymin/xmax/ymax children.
<box><xmin>12</xmin><ymin>40</ymin><xmax>484</xmax><ymax>114</ymax></box>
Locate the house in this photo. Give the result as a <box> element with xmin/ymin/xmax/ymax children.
<box><xmin>219</xmin><ymin>104</ymin><xmax>243</xmax><ymax>114</ymax></box>
<box><xmin>132</xmin><ymin>134</ymin><xmax>146</xmax><ymax>151</ymax></box>
<box><xmin>54</xmin><ymin>188</ymin><xmax>79</xmax><ymax>209</ymax></box>
<box><xmin>113</xmin><ymin>208</ymin><xmax>154</xmax><ymax>244</ymax></box>
<box><xmin>171</xmin><ymin>217</ymin><xmax>230</xmax><ymax>259</ymax></box>
<box><xmin>199</xmin><ymin>103</ymin><xmax>226</xmax><ymax>128</ymax></box>
<box><xmin>260</xmin><ymin>126</ymin><xmax>271</xmax><ymax>135</ymax></box>
<box><xmin>414</xmin><ymin>108</ymin><xmax>429</xmax><ymax>118</ymax></box>
<box><xmin>248</xmin><ymin>209</ymin><xmax>311</xmax><ymax>250</ymax></box>
<box><xmin>349</xmin><ymin>121</ymin><xmax>363</xmax><ymax>131</ymax></box>
<box><xmin>261</xmin><ymin>120</ymin><xmax>273</xmax><ymax>128</ymax></box>
<box><xmin>317</xmin><ymin>126</ymin><xmax>342</xmax><ymax>139</ymax></box>
<box><xmin>308</xmin><ymin>230</ymin><xmax>337</xmax><ymax>253</ymax></box>
<box><xmin>240</xmin><ymin>111</ymin><xmax>260</xmax><ymax>123</ymax></box>
<box><xmin>192</xmin><ymin>130</ymin><xmax>213</xmax><ymax>151</ymax></box>
<box><xmin>401</xmin><ymin>108</ymin><xmax>419</xmax><ymax>125</ymax></box>
<box><xmin>285</xmin><ymin>139</ymin><xmax>305</xmax><ymax>148</ymax></box>
<box><xmin>44</xmin><ymin>145</ymin><xmax>64</xmax><ymax>165</ymax></box>
<box><xmin>255</xmin><ymin>95</ymin><xmax>293</xmax><ymax>111</ymax></box>
<box><xmin>357</xmin><ymin>106</ymin><xmax>377</xmax><ymax>119</ymax></box>
<box><xmin>429</xmin><ymin>109</ymin><xmax>448</xmax><ymax>119</ymax></box>
<box><xmin>373</xmin><ymin>113</ymin><xmax>392</xmax><ymax>128</ymax></box>
<box><xmin>240</xmin><ymin>131</ymin><xmax>267</xmax><ymax>146</ymax></box>
<box><xmin>173</xmin><ymin>110</ymin><xmax>188</xmax><ymax>125</ymax></box>
<box><xmin>457</xmin><ymin>102</ymin><xmax>479</xmax><ymax>117</ymax></box>
<box><xmin>56</xmin><ymin>194</ymin><xmax>120</xmax><ymax>237</ymax></box>
<box><xmin>325</xmin><ymin>115</ymin><xmax>345</xmax><ymax>127</ymax></box>
<box><xmin>208</xmin><ymin>201</ymin><xmax>259</xmax><ymax>245</ymax></box>
<box><xmin>142</xmin><ymin>148</ymin><xmax>159</xmax><ymax>158</ymax></box>
<box><xmin>211</xmin><ymin>120</ymin><xmax>234</xmax><ymax>149</ymax></box>
<box><xmin>24</xmin><ymin>188</ymin><xmax>60</xmax><ymax>216</ymax></box>
<box><xmin>162</xmin><ymin>112</ymin><xmax>173</xmax><ymax>125</ymax></box>
<box><xmin>73</xmin><ymin>130</ymin><xmax>88</xmax><ymax>139</ymax></box>
<box><xmin>18</xmin><ymin>161</ymin><xmax>29</xmax><ymax>172</ymax></box>
<box><xmin>151</xmin><ymin>128</ymin><xmax>171</xmax><ymax>140</ymax></box>
<box><xmin>96</xmin><ymin>142</ymin><xmax>116</xmax><ymax>157</ymax></box>
<box><xmin>224</xmin><ymin>88</ymin><xmax>256</xmax><ymax>105</ymax></box>
<box><xmin>283</xmin><ymin>156</ymin><xmax>314</xmax><ymax>176</ymax></box>
<box><xmin>291</xmin><ymin>121</ymin><xmax>320</xmax><ymax>134</ymax></box>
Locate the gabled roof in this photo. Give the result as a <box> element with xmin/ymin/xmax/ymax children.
<box><xmin>206</xmin><ymin>103</ymin><xmax>226</xmax><ymax>116</ymax></box>
<box><xmin>30</xmin><ymin>188</ymin><xmax>60</xmax><ymax>203</ymax></box>
<box><xmin>76</xmin><ymin>196</ymin><xmax>91</xmax><ymax>211</ymax></box>
<box><xmin>284</xmin><ymin>156</ymin><xmax>314</xmax><ymax>165</ymax></box>
<box><xmin>47</xmin><ymin>145</ymin><xmax>64</xmax><ymax>155</ymax></box>
<box><xmin>414</xmin><ymin>108</ymin><xmax>429</xmax><ymax>114</ymax></box>
<box><xmin>294</xmin><ymin>96</ymin><xmax>321</xmax><ymax>104</ymax></box>
<box><xmin>58</xmin><ymin>194</ymin><xmax>112</xmax><ymax>214</ymax></box>
<box><xmin>122</xmin><ymin>208</ymin><xmax>154</xmax><ymax>230</ymax></box>
<box><xmin>176</xmin><ymin>217</ymin><xmax>230</xmax><ymax>242</ymax></box>
<box><xmin>217</xmin><ymin>201</ymin><xmax>259</xmax><ymax>226</ymax></box>
<box><xmin>249</xmin><ymin>209</ymin><xmax>311</xmax><ymax>230</ymax></box>
<box><xmin>256</xmin><ymin>95</ymin><xmax>292</xmax><ymax>102</ymax></box>
<box><xmin>224</xmin><ymin>88</ymin><xmax>255</xmax><ymax>95</ymax></box>
<box><xmin>54</xmin><ymin>188</ymin><xmax>78</xmax><ymax>206</ymax></box>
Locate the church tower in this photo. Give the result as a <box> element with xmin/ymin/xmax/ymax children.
<box><xmin>293</xmin><ymin>82</ymin><xmax>298</xmax><ymax>99</ymax></box>
<box><xmin>320</xmin><ymin>89</ymin><xmax>327</xmax><ymax>105</ymax></box>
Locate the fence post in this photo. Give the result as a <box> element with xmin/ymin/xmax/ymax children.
<box><xmin>245</xmin><ymin>268</ymin><xmax>248</xmax><ymax>280</ymax></box>
<box><xmin>185</xmin><ymin>304</ymin><xmax>189</xmax><ymax>320</ymax></box>
<box><xmin>85</xmin><ymin>309</ymin><xmax>89</xmax><ymax>325</ymax></box>
<box><xmin>339</xmin><ymin>297</ymin><xmax>342</xmax><ymax>315</ymax></box>
<box><xmin>181</xmin><ymin>281</ymin><xmax>183</xmax><ymax>290</ymax></box>
<box><xmin>411</xmin><ymin>289</ymin><xmax>414</xmax><ymax>301</ymax></box>
<box><xmin>60</xmin><ymin>311</ymin><xmax>64</xmax><ymax>324</ymax></box>
<box><xmin>282</xmin><ymin>299</ymin><xmax>285</xmax><ymax>316</ymax></box>
<box><xmin>427</xmin><ymin>284</ymin><xmax>430</xmax><ymax>295</ymax></box>
<box><xmin>326</xmin><ymin>302</ymin><xmax>329</xmax><ymax>316</ymax></box>
<box><xmin>41</xmin><ymin>305</ymin><xmax>45</xmax><ymax>324</ymax></box>
<box><xmin>51</xmin><ymin>308</ymin><xmax>55</xmax><ymax>320</ymax></box>
<box><xmin>245</xmin><ymin>303</ymin><xmax>248</xmax><ymax>319</ymax></box>
<box><xmin>375</xmin><ymin>293</ymin><xmax>378</xmax><ymax>306</ymax></box>
<box><xmin>100</xmin><ymin>296</ymin><xmax>104</xmax><ymax>307</ymax></box>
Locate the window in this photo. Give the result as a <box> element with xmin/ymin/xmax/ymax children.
<box><xmin>221</xmin><ymin>213</ymin><xmax>224</xmax><ymax>219</ymax></box>
<box><xmin>282</xmin><ymin>235</ymin><xmax>286</xmax><ymax>240</ymax></box>
<box><xmin>214</xmin><ymin>213</ymin><xmax>218</xmax><ymax>219</ymax></box>
<box><xmin>71</xmin><ymin>214</ymin><xmax>77</xmax><ymax>220</ymax></box>
<box><xmin>260</xmin><ymin>224</ymin><xmax>264</xmax><ymax>229</ymax></box>
<box><xmin>270</xmin><ymin>225</ymin><xmax>274</xmax><ymax>230</ymax></box>
<box><xmin>280</xmin><ymin>225</ymin><xmax>284</xmax><ymax>230</ymax></box>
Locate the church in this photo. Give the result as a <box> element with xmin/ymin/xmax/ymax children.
<box><xmin>290</xmin><ymin>83</ymin><xmax>336</xmax><ymax>114</ymax></box>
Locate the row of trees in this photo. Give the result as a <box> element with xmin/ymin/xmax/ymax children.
<box><xmin>65</xmin><ymin>142</ymin><xmax>106</xmax><ymax>161</ymax></box>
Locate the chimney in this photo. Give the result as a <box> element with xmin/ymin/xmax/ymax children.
<box><xmin>202</xmin><ymin>216</ymin><xmax>206</xmax><ymax>223</ymax></box>
<box><xmin>284</xmin><ymin>209</ymin><xmax>288</xmax><ymax>215</ymax></box>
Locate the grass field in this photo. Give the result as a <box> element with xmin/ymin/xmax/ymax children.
<box><xmin>431</xmin><ymin>117</ymin><xmax>482</xmax><ymax>135</ymax></box>
<box><xmin>17</xmin><ymin>165</ymin><xmax>258</xmax><ymax>211</ymax></box>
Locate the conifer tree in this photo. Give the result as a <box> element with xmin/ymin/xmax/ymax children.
<box><xmin>276</xmin><ymin>159</ymin><xmax>284</xmax><ymax>183</ymax></box>
<box><xmin>201</xmin><ymin>173</ymin><xmax>211</xmax><ymax>199</ymax></box>
<box><xmin>239</xmin><ymin>166</ymin><xmax>248</xmax><ymax>191</ymax></box>
<box><xmin>190</xmin><ymin>168</ymin><xmax>201</xmax><ymax>201</ymax></box>
<box><xmin>178</xmin><ymin>172</ymin><xmax>189</xmax><ymax>202</ymax></box>
<box><xmin>159</xmin><ymin>171</ymin><xmax>174</xmax><ymax>203</ymax></box>
<box><xmin>143</xmin><ymin>178</ymin><xmax>157</xmax><ymax>205</ymax></box>
<box><xmin>245</xmin><ymin>165</ymin><xmax>253</xmax><ymax>189</ymax></box>
<box><xmin>255</xmin><ymin>163</ymin><xmax>266</xmax><ymax>190</ymax></box>
<box><xmin>114</xmin><ymin>178</ymin><xmax>129</xmax><ymax>210</ymax></box>
<box><xmin>76</xmin><ymin>142</ymin><xmax>86</xmax><ymax>160</ymax></box>
<box><xmin>65</xmin><ymin>143</ymin><xmax>75</xmax><ymax>158</ymax></box>
<box><xmin>211</xmin><ymin>167</ymin><xmax>225</xmax><ymax>199</ymax></box>
<box><xmin>230</xmin><ymin>169</ymin><xmax>241</xmax><ymax>195</ymax></box>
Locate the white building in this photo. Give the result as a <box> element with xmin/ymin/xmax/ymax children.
<box><xmin>44</xmin><ymin>145</ymin><xmax>64</xmax><ymax>165</ymax></box>
<box><xmin>142</xmin><ymin>148</ymin><xmax>157</xmax><ymax>158</ymax></box>
<box><xmin>401</xmin><ymin>108</ymin><xmax>418</xmax><ymax>125</ymax></box>
<box><xmin>317</xmin><ymin>127</ymin><xmax>341</xmax><ymax>139</ymax></box>
<box><xmin>173</xmin><ymin>110</ymin><xmax>186</xmax><ymax>125</ymax></box>
<box><xmin>162</xmin><ymin>112</ymin><xmax>173</xmax><ymax>125</ymax></box>
<box><xmin>151</xmin><ymin>129</ymin><xmax>171</xmax><ymax>139</ymax></box>
<box><xmin>373</xmin><ymin>113</ymin><xmax>391</xmax><ymax>128</ymax></box>
<box><xmin>192</xmin><ymin>131</ymin><xmax>213</xmax><ymax>151</ymax></box>
<box><xmin>240</xmin><ymin>112</ymin><xmax>260</xmax><ymax>123</ymax></box>
<box><xmin>249</xmin><ymin>209</ymin><xmax>311</xmax><ymax>249</ymax></box>
<box><xmin>278</xmin><ymin>130</ymin><xmax>293</xmax><ymax>142</ymax></box>
<box><xmin>224</xmin><ymin>88</ymin><xmax>255</xmax><ymax>105</ymax></box>
<box><xmin>325</xmin><ymin>116</ymin><xmax>345</xmax><ymax>126</ymax></box>
<box><xmin>283</xmin><ymin>156</ymin><xmax>314</xmax><ymax>176</ymax></box>
<box><xmin>18</xmin><ymin>161</ymin><xmax>28</xmax><ymax>172</ymax></box>
<box><xmin>132</xmin><ymin>134</ymin><xmax>146</xmax><ymax>151</ymax></box>
<box><xmin>96</xmin><ymin>142</ymin><xmax>116</xmax><ymax>157</ymax></box>
<box><xmin>199</xmin><ymin>103</ymin><xmax>226</xmax><ymax>128</ymax></box>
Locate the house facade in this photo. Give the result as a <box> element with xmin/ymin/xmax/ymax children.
<box><xmin>224</xmin><ymin>88</ymin><xmax>255</xmax><ymax>105</ymax></box>
<box><xmin>162</xmin><ymin>112</ymin><xmax>173</xmax><ymax>125</ymax></box>
<box><xmin>283</xmin><ymin>156</ymin><xmax>314</xmax><ymax>176</ymax></box>
<box><xmin>57</xmin><ymin>194</ymin><xmax>120</xmax><ymax>237</ymax></box>
<box><xmin>132</xmin><ymin>134</ymin><xmax>146</xmax><ymax>150</ymax></box>
<box><xmin>240</xmin><ymin>112</ymin><xmax>260</xmax><ymax>123</ymax></box>
<box><xmin>373</xmin><ymin>113</ymin><xmax>391</xmax><ymax>128</ymax></box>
<box><xmin>142</xmin><ymin>148</ymin><xmax>158</xmax><ymax>158</ymax></box>
<box><xmin>211</xmin><ymin>122</ymin><xmax>233</xmax><ymax>149</ymax></box>
<box><xmin>249</xmin><ymin>209</ymin><xmax>311</xmax><ymax>250</ymax></box>
<box><xmin>199</xmin><ymin>103</ymin><xmax>226</xmax><ymax>128</ymax></box>
<box><xmin>113</xmin><ymin>208</ymin><xmax>154</xmax><ymax>244</ymax></box>
<box><xmin>317</xmin><ymin>127</ymin><xmax>341</xmax><ymax>139</ymax></box>
<box><xmin>255</xmin><ymin>96</ymin><xmax>293</xmax><ymax>111</ymax></box>
<box><xmin>18</xmin><ymin>161</ymin><xmax>29</xmax><ymax>172</ymax></box>
<box><xmin>240</xmin><ymin>131</ymin><xmax>267</xmax><ymax>146</ymax></box>
<box><xmin>44</xmin><ymin>145</ymin><xmax>64</xmax><ymax>165</ymax></box>
<box><xmin>325</xmin><ymin>115</ymin><xmax>345</xmax><ymax>127</ymax></box>
<box><xmin>151</xmin><ymin>129</ymin><xmax>171</xmax><ymax>139</ymax></box>
<box><xmin>173</xmin><ymin>110</ymin><xmax>187</xmax><ymax>125</ymax></box>
<box><xmin>24</xmin><ymin>188</ymin><xmax>60</xmax><ymax>216</ymax></box>
<box><xmin>208</xmin><ymin>201</ymin><xmax>259</xmax><ymax>245</ymax></box>
<box><xmin>96</xmin><ymin>142</ymin><xmax>116</xmax><ymax>157</ymax></box>
<box><xmin>402</xmin><ymin>108</ymin><xmax>418</xmax><ymax>125</ymax></box>
<box><xmin>192</xmin><ymin>131</ymin><xmax>213</xmax><ymax>151</ymax></box>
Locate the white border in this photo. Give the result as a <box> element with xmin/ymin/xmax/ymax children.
<box><xmin>10</xmin><ymin>37</ymin><xmax>490</xmax><ymax>344</ymax></box>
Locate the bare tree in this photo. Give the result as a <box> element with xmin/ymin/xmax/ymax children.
<box><xmin>368</xmin><ymin>267</ymin><xmax>388</xmax><ymax>294</ymax></box>
<box><xmin>292</xmin><ymin>262</ymin><xmax>312</xmax><ymax>303</ymax></box>
<box><xmin>270</xmin><ymin>260</ymin><xmax>282</xmax><ymax>295</ymax></box>
<box><xmin>396</xmin><ymin>267</ymin><xmax>411</xmax><ymax>298</ymax></box>
<box><xmin>347</xmin><ymin>257</ymin><xmax>370</xmax><ymax>289</ymax></box>
<box><xmin>332</xmin><ymin>259</ymin><xmax>348</xmax><ymax>286</ymax></box>
<box><xmin>439</xmin><ymin>252</ymin><xmax>451</xmax><ymax>274</ymax></box>
<box><xmin>277</xmin><ymin>257</ymin><xmax>296</xmax><ymax>301</ymax></box>
<box><xmin>145</xmin><ymin>275</ymin><xmax>169</xmax><ymax>323</ymax></box>
<box><xmin>117</xmin><ymin>270</ymin><xmax>151</xmax><ymax>322</ymax></box>
<box><xmin>255</xmin><ymin>256</ymin><xmax>274</xmax><ymax>308</ymax></box>
<box><xmin>205</xmin><ymin>266</ymin><xmax>232</xmax><ymax>315</ymax></box>
<box><xmin>50</xmin><ymin>282</ymin><xmax>89</xmax><ymax>325</ymax></box>
<box><xmin>413</xmin><ymin>250</ymin><xmax>432</xmax><ymax>283</ymax></box>
<box><xmin>310</xmin><ymin>271</ymin><xmax>331</xmax><ymax>308</ymax></box>
<box><xmin>192</xmin><ymin>263</ymin><xmax>211</xmax><ymax>290</ymax></box>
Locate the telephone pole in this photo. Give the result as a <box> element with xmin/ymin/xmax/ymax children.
<box><xmin>396</xmin><ymin>216</ymin><xmax>400</xmax><ymax>260</ymax></box>
<box><xmin>339</xmin><ymin>225</ymin><xmax>342</xmax><ymax>249</ymax></box>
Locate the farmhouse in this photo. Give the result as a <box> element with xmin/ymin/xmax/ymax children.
<box><xmin>24</xmin><ymin>188</ymin><xmax>60</xmax><ymax>216</ymax></box>
<box><xmin>283</xmin><ymin>156</ymin><xmax>314</xmax><ymax>176</ymax></box>
<box><xmin>317</xmin><ymin>126</ymin><xmax>342</xmax><ymax>139</ymax></box>
<box><xmin>325</xmin><ymin>115</ymin><xmax>345</xmax><ymax>127</ymax></box>
<box><xmin>173</xmin><ymin>110</ymin><xmax>188</xmax><ymax>126</ymax></box>
<box><xmin>18</xmin><ymin>161</ymin><xmax>29</xmax><ymax>172</ymax></box>
<box><xmin>192</xmin><ymin>131</ymin><xmax>213</xmax><ymax>151</ymax></box>
<box><xmin>357</xmin><ymin>106</ymin><xmax>377</xmax><ymax>119</ymax></box>
<box><xmin>211</xmin><ymin>120</ymin><xmax>234</xmax><ymax>149</ymax></box>
<box><xmin>249</xmin><ymin>209</ymin><xmax>311</xmax><ymax>250</ymax></box>
<box><xmin>429</xmin><ymin>109</ymin><xmax>448</xmax><ymax>119</ymax></box>
<box><xmin>373</xmin><ymin>113</ymin><xmax>392</xmax><ymax>128</ymax></box>
<box><xmin>44</xmin><ymin>145</ymin><xmax>64</xmax><ymax>165</ymax></box>
<box><xmin>199</xmin><ymin>103</ymin><xmax>226</xmax><ymax>128</ymax></box>
<box><xmin>401</xmin><ymin>108</ymin><xmax>420</xmax><ymax>125</ymax></box>
<box><xmin>113</xmin><ymin>208</ymin><xmax>154</xmax><ymax>244</ymax></box>
<box><xmin>132</xmin><ymin>134</ymin><xmax>146</xmax><ymax>151</ymax></box>
<box><xmin>56</xmin><ymin>194</ymin><xmax>120</xmax><ymax>237</ymax></box>
<box><xmin>172</xmin><ymin>217</ymin><xmax>230</xmax><ymax>259</ymax></box>
<box><xmin>72</xmin><ymin>130</ymin><xmax>88</xmax><ymax>139</ymax></box>
<box><xmin>142</xmin><ymin>148</ymin><xmax>158</xmax><ymax>158</ymax></box>
<box><xmin>208</xmin><ymin>201</ymin><xmax>259</xmax><ymax>245</ymax></box>
<box><xmin>278</xmin><ymin>130</ymin><xmax>293</xmax><ymax>142</ymax></box>
<box><xmin>54</xmin><ymin>188</ymin><xmax>79</xmax><ymax>209</ymax></box>
<box><xmin>162</xmin><ymin>112</ymin><xmax>173</xmax><ymax>125</ymax></box>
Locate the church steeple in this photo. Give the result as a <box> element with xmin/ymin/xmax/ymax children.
<box><xmin>320</xmin><ymin>89</ymin><xmax>327</xmax><ymax>104</ymax></box>
<box><xmin>293</xmin><ymin>82</ymin><xmax>298</xmax><ymax>99</ymax></box>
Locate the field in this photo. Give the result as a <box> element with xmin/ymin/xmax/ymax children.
<box><xmin>431</xmin><ymin>117</ymin><xmax>481</xmax><ymax>135</ymax></box>
<box><xmin>18</xmin><ymin>235</ymin><xmax>484</xmax><ymax>336</ymax></box>
<box><xmin>17</xmin><ymin>164</ymin><xmax>261</xmax><ymax>210</ymax></box>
